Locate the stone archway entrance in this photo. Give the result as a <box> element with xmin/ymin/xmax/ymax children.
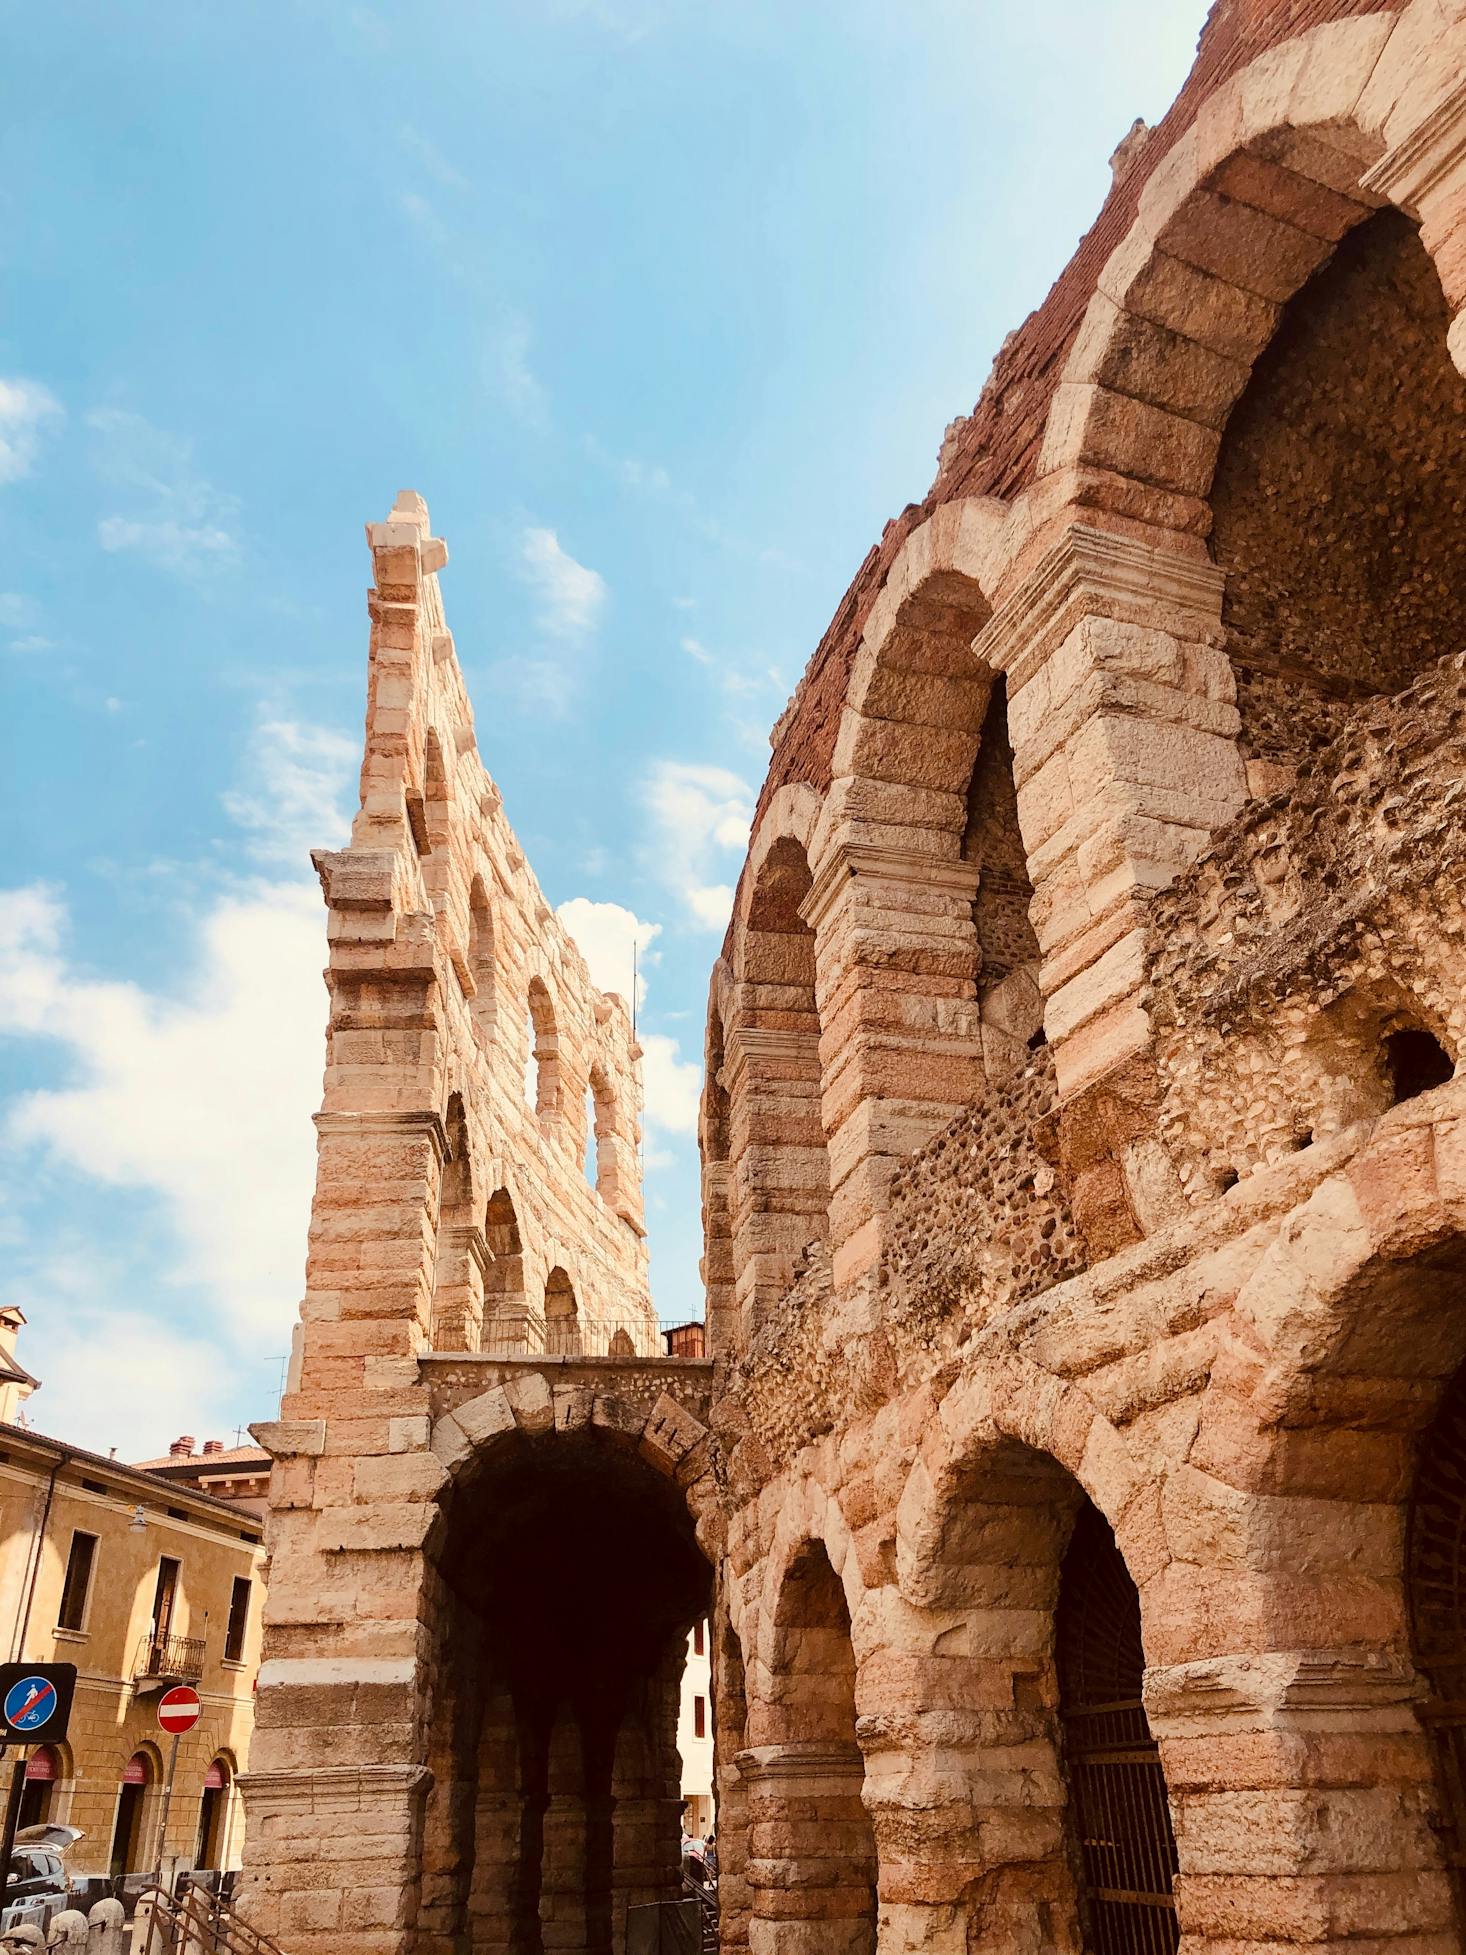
<box><xmin>422</xmin><ymin>1398</ymin><xmax>712</xmax><ymax>1955</ymax></box>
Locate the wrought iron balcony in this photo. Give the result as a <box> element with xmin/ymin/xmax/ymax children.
<box><xmin>134</xmin><ymin>1631</ymin><xmax>205</xmax><ymax>1684</ymax></box>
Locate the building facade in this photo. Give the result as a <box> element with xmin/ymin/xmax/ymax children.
<box><xmin>0</xmin><ymin>1421</ymin><xmax>266</xmax><ymax>1888</ymax></box>
<box><xmin>241</xmin><ymin>3</ymin><xmax>1466</xmax><ymax>1953</ymax></box>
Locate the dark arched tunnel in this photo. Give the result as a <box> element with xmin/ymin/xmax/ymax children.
<box><xmin>420</xmin><ymin>1428</ymin><xmax>712</xmax><ymax>1955</ymax></box>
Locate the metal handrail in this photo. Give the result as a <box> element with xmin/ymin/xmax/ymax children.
<box><xmin>133</xmin><ymin>1632</ymin><xmax>207</xmax><ymax>1681</ymax></box>
<box><xmin>133</xmin><ymin>1882</ymin><xmax>289</xmax><ymax>1955</ymax></box>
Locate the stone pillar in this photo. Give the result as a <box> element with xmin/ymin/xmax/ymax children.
<box><xmin>801</xmin><ymin>845</ymin><xmax>983</xmax><ymax>1287</ymax></box>
<box><xmin>431</xmin><ymin>1221</ymin><xmax>488</xmax><ymax>1352</ymax></box>
<box><xmin>739</xmin><ymin>1743</ymin><xmax>876</xmax><ymax>1955</ymax></box>
<box><xmin>1362</xmin><ymin>76</ymin><xmax>1466</xmax><ymax>380</ymax></box>
<box><xmin>541</xmin><ymin>1706</ymin><xmax>589</xmax><ymax>1955</ymax></box>
<box><xmin>984</xmin><ymin>526</ymin><xmax>1244</xmax><ymax>1248</ymax></box>
<box><xmin>725</xmin><ymin>1025</ymin><xmax>829</xmax><ymax>1334</ymax></box>
<box><xmin>468</xmin><ymin>1680</ymin><xmax>523</xmax><ymax>1955</ymax></box>
<box><xmin>1146</xmin><ymin>1649</ymin><xmax>1455</xmax><ymax>1954</ymax></box>
<box><xmin>700</xmin><ymin>1159</ymin><xmax>737</xmax><ymax>1356</ymax></box>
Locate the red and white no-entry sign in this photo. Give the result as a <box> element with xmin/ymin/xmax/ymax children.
<box><xmin>157</xmin><ymin>1685</ymin><xmax>201</xmax><ymax>1735</ymax></box>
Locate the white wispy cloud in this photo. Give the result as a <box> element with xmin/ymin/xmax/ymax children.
<box><xmin>399</xmin><ymin>122</ymin><xmax>467</xmax><ymax>189</ymax></box>
<box><xmin>519</xmin><ymin>526</ymin><xmax>607</xmax><ymax>640</ymax></box>
<box><xmin>88</xmin><ymin>407</ymin><xmax>240</xmax><ymax>575</ymax></box>
<box><xmin>639</xmin><ymin>1031</ymin><xmax>700</xmax><ymax>1135</ymax></box>
<box><xmin>491</xmin><ymin>316</ymin><xmax>549</xmax><ymax>426</ymax></box>
<box><xmin>681</xmin><ymin>635</ymin><xmax>714</xmax><ymax>667</ymax></box>
<box><xmin>0</xmin><ymin>715</ymin><xmax>358</xmax><ymax>1452</ymax></box>
<box><xmin>641</xmin><ymin>759</ymin><xmax>753</xmax><ymax>931</ymax></box>
<box><xmin>556</xmin><ymin>897</ymin><xmax>660</xmax><ymax>1010</ymax></box>
<box><xmin>0</xmin><ymin>378</ymin><xmax>63</xmax><ymax>484</ymax></box>
<box><xmin>221</xmin><ymin>718</ymin><xmax>357</xmax><ymax>867</ymax></box>
<box><xmin>0</xmin><ymin>876</ymin><xmax>329</xmax><ymax>1355</ymax></box>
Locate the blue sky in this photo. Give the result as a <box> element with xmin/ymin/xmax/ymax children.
<box><xmin>0</xmin><ymin>0</ymin><xmax>1206</xmax><ymax>1457</ymax></box>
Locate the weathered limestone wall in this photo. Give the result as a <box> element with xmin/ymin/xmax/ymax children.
<box><xmin>243</xmin><ymin>5</ymin><xmax>1466</xmax><ymax>1954</ymax></box>
<box><xmin>701</xmin><ymin>9</ymin><xmax>1466</xmax><ymax>1955</ymax></box>
<box><xmin>238</xmin><ymin>499</ymin><xmax>694</xmax><ymax>1954</ymax></box>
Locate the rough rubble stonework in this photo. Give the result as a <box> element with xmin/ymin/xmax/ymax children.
<box><xmin>242</xmin><ymin>2</ymin><xmax>1466</xmax><ymax>1951</ymax></box>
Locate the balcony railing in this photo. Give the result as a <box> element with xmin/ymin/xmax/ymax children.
<box><xmin>134</xmin><ymin>1632</ymin><xmax>205</xmax><ymax>1683</ymax></box>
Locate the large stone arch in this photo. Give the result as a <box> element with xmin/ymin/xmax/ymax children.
<box><xmin>422</xmin><ymin>1384</ymin><xmax>716</xmax><ymax>1955</ymax></box>
<box><xmin>1040</xmin><ymin>8</ymin><xmax>1466</xmax><ymax>511</ymax></box>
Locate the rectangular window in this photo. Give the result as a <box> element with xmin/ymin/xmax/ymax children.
<box><xmin>224</xmin><ymin>1576</ymin><xmax>251</xmax><ymax>1662</ymax></box>
<box><xmin>57</xmin><ymin>1531</ymin><xmax>97</xmax><ymax>1632</ymax></box>
<box><xmin>693</xmin><ymin>1620</ymin><xmax>705</xmax><ymax>1656</ymax></box>
<box><xmin>693</xmin><ymin>1696</ymin><xmax>706</xmax><ymax>1740</ymax></box>
<box><xmin>151</xmin><ymin>1557</ymin><xmax>180</xmax><ymax>1642</ymax></box>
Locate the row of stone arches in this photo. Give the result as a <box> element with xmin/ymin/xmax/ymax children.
<box><xmin>431</xmin><ymin>1102</ymin><xmax>627</xmax><ymax>1355</ymax></box>
<box><xmin>708</xmin><ymin>140</ymin><xmax>1466</xmax><ymax>1335</ymax></box>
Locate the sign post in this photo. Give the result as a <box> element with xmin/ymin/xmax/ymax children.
<box><xmin>0</xmin><ymin>1664</ymin><xmax>76</xmax><ymax>1914</ymax></box>
<box><xmin>152</xmin><ymin>1686</ymin><xmax>201</xmax><ymax>1895</ymax></box>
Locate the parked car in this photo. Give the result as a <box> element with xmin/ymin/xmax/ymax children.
<box><xmin>0</xmin><ymin>1826</ymin><xmax>81</xmax><ymax>1932</ymax></box>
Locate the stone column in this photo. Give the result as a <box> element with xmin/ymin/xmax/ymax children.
<box><xmin>725</xmin><ymin>1026</ymin><xmax>829</xmax><ymax>1334</ymax></box>
<box><xmin>984</xmin><ymin>526</ymin><xmax>1244</xmax><ymax>1249</ymax></box>
<box><xmin>739</xmin><ymin>1743</ymin><xmax>876</xmax><ymax>1955</ymax></box>
<box><xmin>801</xmin><ymin>845</ymin><xmax>983</xmax><ymax>1287</ymax></box>
<box><xmin>540</xmin><ymin>1706</ymin><xmax>589</xmax><ymax>1955</ymax></box>
<box><xmin>1146</xmin><ymin>1648</ymin><xmax>1454</xmax><ymax>1954</ymax></box>
<box><xmin>431</xmin><ymin>1221</ymin><xmax>488</xmax><ymax>1352</ymax></box>
<box><xmin>1362</xmin><ymin>76</ymin><xmax>1466</xmax><ymax>380</ymax></box>
<box><xmin>700</xmin><ymin>1160</ymin><xmax>736</xmax><ymax>1356</ymax></box>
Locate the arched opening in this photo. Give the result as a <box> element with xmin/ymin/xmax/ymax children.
<box><xmin>17</xmin><ymin>1744</ymin><xmax>64</xmax><ymax>1831</ymax></box>
<box><xmin>584</xmin><ymin>1068</ymin><xmax>617</xmax><ymax>1200</ymax></box>
<box><xmin>110</xmin><ymin>1747</ymin><xmax>159</xmax><ymax>1879</ymax></box>
<box><xmin>432</xmin><ymin>1095</ymin><xmax>483</xmax><ymax>1352</ymax></box>
<box><xmin>422</xmin><ymin>1428</ymin><xmax>711</xmax><ymax>1955</ymax></box>
<box><xmin>898</xmin><ymin>1432</ymin><xmax>1177</xmax><ymax>1954</ymax></box>
<box><xmin>1211</xmin><ymin>209</ymin><xmax>1466</xmax><ymax>787</ymax></box>
<box><xmin>527</xmin><ymin>980</ymin><xmax>562</xmax><ymax>1124</ymax></box>
<box><xmin>608</xmin><ymin>1329</ymin><xmax>634</xmax><ymax>1358</ymax></box>
<box><xmin>961</xmin><ymin>675</ymin><xmax>1043</xmax><ymax>1077</ymax></box>
<box><xmin>195</xmin><ymin>1755</ymin><xmax>234</xmax><ymax>1870</ymax></box>
<box><xmin>1410</xmin><ymin>1355</ymin><xmax>1466</xmax><ymax>1926</ymax></box>
<box><xmin>469</xmin><ymin>877</ymin><xmax>498</xmax><ymax>1039</ymax></box>
<box><xmin>1387</xmin><ymin>1028</ymin><xmax>1455</xmax><ymax>1107</ymax></box>
<box><xmin>749</xmin><ymin>1541</ymin><xmax>875</xmax><ymax>1955</ymax></box>
<box><xmin>730</xmin><ymin>839</ymin><xmax>830</xmax><ymax>1331</ymax></box>
<box><xmin>545</xmin><ymin>1266</ymin><xmax>580</xmax><ymax>1358</ymax></box>
<box><xmin>1057</xmin><ymin>1502</ymin><xmax>1178</xmax><ymax>1955</ymax></box>
<box><xmin>483</xmin><ymin>1189</ymin><xmax>530</xmax><ymax>1356</ymax></box>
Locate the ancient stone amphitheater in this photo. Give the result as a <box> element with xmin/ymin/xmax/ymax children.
<box><xmin>238</xmin><ymin>3</ymin><xmax>1466</xmax><ymax>1952</ymax></box>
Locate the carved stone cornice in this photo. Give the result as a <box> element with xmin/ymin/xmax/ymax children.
<box><xmin>734</xmin><ymin>1742</ymin><xmax>865</xmax><ymax>1784</ymax></box>
<box><xmin>722</xmin><ymin>1025</ymin><xmax>819</xmax><ymax>1092</ymax></box>
<box><xmin>1144</xmin><ymin>1647</ymin><xmax>1420</xmax><ymax>1735</ymax></box>
<box><xmin>442</xmin><ymin>1223</ymin><xmax>490</xmax><ymax>1278</ymax></box>
<box><xmin>800</xmin><ymin>842</ymin><xmax>980</xmax><ymax>934</ymax></box>
<box><xmin>975</xmin><ymin>524</ymin><xmax>1224</xmax><ymax>692</ymax></box>
<box><xmin>237</xmin><ymin>1763</ymin><xmax>432</xmax><ymax>1812</ymax></box>
<box><xmin>1361</xmin><ymin>75</ymin><xmax>1466</xmax><ymax>214</ymax></box>
<box><xmin>315</xmin><ymin>1107</ymin><xmax>450</xmax><ymax>1164</ymax></box>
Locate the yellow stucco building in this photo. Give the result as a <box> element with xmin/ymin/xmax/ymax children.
<box><xmin>0</xmin><ymin>1342</ymin><xmax>266</xmax><ymax>1891</ymax></box>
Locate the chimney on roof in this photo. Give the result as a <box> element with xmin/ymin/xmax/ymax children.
<box><xmin>202</xmin><ymin>1439</ymin><xmax>224</xmax><ymax>1456</ymax></box>
<box><xmin>170</xmin><ymin>1436</ymin><xmax>195</xmax><ymax>1458</ymax></box>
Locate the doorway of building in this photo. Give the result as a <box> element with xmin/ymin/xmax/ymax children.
<box><xmin>109</xmin><ymin>1752</ymin><xmax>154</xmax><ymax>1879</ymax></box>
<box><xmin>16</xmin><ymin>1747</ymin><xmax>60</xmax><ymax>1831</ymax></box>
<box><xmin>195</xmin><ymin>1758</ymin><xmax>231</xmax><ymax>1868</ymax></box>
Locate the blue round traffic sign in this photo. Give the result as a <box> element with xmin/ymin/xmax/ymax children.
<box><xmin>4</xmin><ymin>1675</ymin><xmax>58</xmax><ymax>1732</ymax></box>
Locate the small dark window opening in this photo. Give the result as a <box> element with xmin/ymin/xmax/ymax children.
<box><xmin>693</xmin><ymin>1696</ymin><xmax>706</xmax><ymax>1740</ymax></box>
<box><xmin>224</xmin><ymin>1576</ymin><xmax>252</xmax><ymax>1663</ymax></box>
<box><xmin>57</xmin><ymin>1531</ymin><xmax>97</xmax><ymax>1632</ymax></box>
<box><xmin>693</xmin><ymin>1620</ymin><xmax>705</xmax><ymax>1656</ymax></box>
<box><xmin>1386</xmin><ymin>1027</ymin><xmax>1454</xmax><ymax>1105</ymax></box>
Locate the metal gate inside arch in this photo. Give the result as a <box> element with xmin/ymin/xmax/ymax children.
<box><xmin>1056</xmin><ymin>1504</ymin><xmax>1180</xmax><ymax>1955</ymax></box>
<box><xmin>1409</xmin><ymin>1363</ymin><xmax>1466</xmax><ymax>1909</ymax></box>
